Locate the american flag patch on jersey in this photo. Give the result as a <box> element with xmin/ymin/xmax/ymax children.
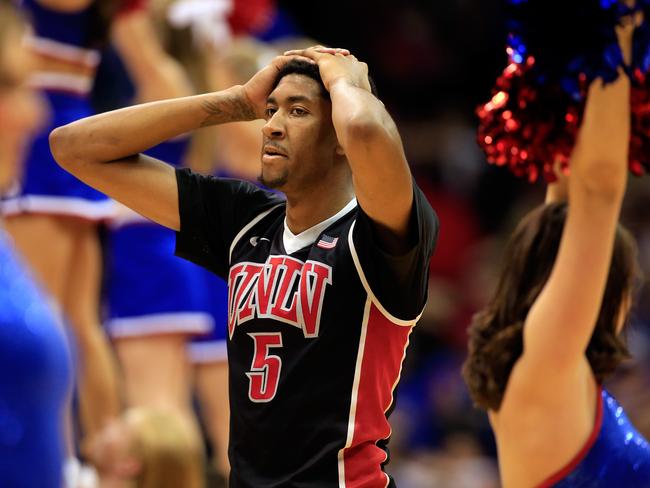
<box><xmin>316</xmin><ymin>235</ymin><xmax>338</xmax><ymax>249</ymax></box>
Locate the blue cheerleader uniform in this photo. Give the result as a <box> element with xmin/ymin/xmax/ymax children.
<box><xmin>3</xmin><ymin>0</ymin><xmax>114</xmax><ymax>220</ymax></box>
<box><xmin>540</xmin><ymin>388</ymin><xmax>650</xmax><ymax>487</ymax></box>
<box><xmin>0</xmin><ymin>228</ymin><xmax>72</xmax><ymax>487</ymax></box>
<box><xmin>187</xmin><ymin>266</ymin><xmax>229</xmax><ymax>364</ymax></box>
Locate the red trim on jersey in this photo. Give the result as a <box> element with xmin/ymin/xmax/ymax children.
<box><xmin>343</xmin><ymin>303</ymin><xmax>412</xmax><ymax>488</ymax></box>
<box><xmin>536</xmin><ymin>386</ymin><xmax>604</xmax><ymax>488</ymax></box>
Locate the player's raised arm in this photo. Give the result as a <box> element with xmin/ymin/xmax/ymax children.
<box><xmin>48</xmin><ymin>89</ymin><xmax>251</xmax><ymax>230</ymax></box>
<box><xmin>49</xmin><ymin>55</ymin><xmax>302</xmax><ymax>231</ymax></box>
<box><xmin>285</xmin><ymin>47</ymin><xmax>414</xmax><ymax>253</ymax></box>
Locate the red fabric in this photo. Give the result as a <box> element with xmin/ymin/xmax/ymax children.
<box><xmin>228</xmin><ymin>0</ymin><xmax>275</xmax><ymax>35</ymax></box>
<box><xmin>342</xmin><ymin>304</ymin><xmax>412</xmax><ymax>488</ymax></box>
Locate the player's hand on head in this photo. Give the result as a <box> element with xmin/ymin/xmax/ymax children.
<box><xmin>283</xmin><ymin>46</ymin><xmax>371</xmax><ymax>94</ymax></box>
<box><xmin>240</xmin><ymin>54</ymin><xmax>315</xmax><ymax>119</ymax></box>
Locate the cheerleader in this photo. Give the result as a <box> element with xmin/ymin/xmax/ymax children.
<box><xmin>0</xmin><ymin>2</ymin><xmax>71</xmax><ymax>486</ymax></box>
<box><xmin>464</xmin><ymin>8</ymin><xmax>650</xmax><ymax>486</ymax></box>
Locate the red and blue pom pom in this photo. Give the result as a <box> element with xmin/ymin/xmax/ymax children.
<box><xmin>478</xmin><ymin>0</ymin><xmax>650</xmax><ymax>181</ymax></box>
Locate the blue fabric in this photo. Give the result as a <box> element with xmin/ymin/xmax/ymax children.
<box><xmin>106</xmin><ymin>223</ymin><xmax>211</xmax><ymax>320</ymax></box>
<box><xmin>0</xmin><ymin>230</ymin><xmax>72</xmax><ymax>487</ymax></box>
<box><xmin>190</xmin><ymin>266</ymin><xmax>228</xmax><ymax>344</ymax></box>
<box><xmin>11</xmin><ymin>93</ymin><xmax>108</xmax><ymax>203</ymax></box>
<box><xmin>143</xmin><ymin>137</ymin><xmax>189</xmax><ymax>168</ymax></box>
<box><xmin>10</xmin><ymin>1</ymin><xmax>108</xmax><ymax>208</ymax></box>
<box><xmin>553</xmin><ymin>389</ymin><xmax>650</xmax><ymax>487</ymax></box>
<box><xmin>21</xmin><ymin>0</ymin><xmax>95</xmax><ymax>48</ymax></box>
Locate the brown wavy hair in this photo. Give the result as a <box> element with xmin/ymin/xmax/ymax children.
<box><xmin>462</xmin><ymin>202</ymin><xmax>638</xmax><ymax>411</ymax></box>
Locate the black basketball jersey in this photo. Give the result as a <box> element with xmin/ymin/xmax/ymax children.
<box><xmin>175</xmin><ymin>168</ymin><xmax>438</xmax><ymax>488</ymax></box>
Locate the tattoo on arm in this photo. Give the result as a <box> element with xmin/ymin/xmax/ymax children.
<box><xmin>200</xmin><ymin>93</ymin><xmax>256</xmax><ymax>127</ymax></box>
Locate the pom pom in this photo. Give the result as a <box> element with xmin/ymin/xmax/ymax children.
<box><xmin>505</xmin><ymin>0</ymin><xmax>631</xmax><ymax>91</ymax></box>
<box><xmin>477</xmin><ymin>57</ymin><xmax>586</xmax><ymax>182</ymax></box>
<box><xmin>478</xmin><ymin>0</ymin><xmax>650</xmax><ymax>181</ymax></box>
<box><xmin>630</xmin><ymin>69</ymin><xmax>650</xmax><ymax>176</ymax></box>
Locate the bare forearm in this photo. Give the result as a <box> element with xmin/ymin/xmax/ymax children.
<box><xmin>329</xmin><ymin>81</ymin><xmax>408</xmax><ymax>176</ymax></box>
<box><xmin>50</xmin><ymin>86</ymin><xmax>255</xmax><ymax>166</ymax></box>
<box><xmin>570</xmin><ymin>76</ymin><xmax>630</xmax><ymax>198</ymax></box>
<box><xmin>329</xmin><ymin>79</ymin><xmax>384</xmax><ymax>147</ymax></box>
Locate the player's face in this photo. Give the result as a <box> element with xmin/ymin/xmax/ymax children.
<box><xmin>0</xmin><ymin>25</ymin><xmax>46</xmax><ymax>193</ymax></box>
<box><xmin>260</xmin><ymin>74</ymin><xmax>340</xmax><ymax>191</ymax></box>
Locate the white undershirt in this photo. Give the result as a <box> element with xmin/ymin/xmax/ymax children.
<box><xmin>282</xmin><ymin>199</ymin><xmax>357</xmax><ymax>254</ymax></box>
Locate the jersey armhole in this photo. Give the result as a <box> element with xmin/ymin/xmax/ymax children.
<box><xmin>348</xmin><ymin>221</ymin><xmax>423</xmax><ymax>327</ymax></box>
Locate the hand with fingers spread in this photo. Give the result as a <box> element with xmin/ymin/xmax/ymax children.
<box><xmin>283</xmin><ymin>46</ymin><xmax>372</xmax><ymax>94</ymax></box>
<box><xmin>239</xmin><ymin>54</ymin><xmax>315</xmax><ymax>119</ymax></box>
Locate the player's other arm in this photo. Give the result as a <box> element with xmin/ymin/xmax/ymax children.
<box><xmin>329</xmin><ymin>77</ymin><xmax>413</xmax><ymax>253</ymax></box>
<box><xmin>49</xmin><ymin>87</ymin><xmax>256</xmax><ymax>231</ymax></box>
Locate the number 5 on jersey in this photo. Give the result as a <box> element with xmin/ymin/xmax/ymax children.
<box><xmin>246</xmin><ymin>332</ymin><xmax>283</xmax><ymax>402</ymax></box>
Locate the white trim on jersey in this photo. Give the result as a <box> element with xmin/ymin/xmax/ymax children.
<box><xmin>188</xmin><ymin>340</ymin><xmax>228</xmax><ymax>364</ymax></box>
<box><xmin>337</xmin><ymin>298</ymin><xmax>371</xmax><ymax>488</ymax></box>
<box><xmin>282</xmin><ymin>198</ymin><xmax>357</xmax><ymax>254</ymax></box>
<box><xmin>106</xmin><ymin>312</ymin><xmax>214</xmax><ymax>339</ymax></box>
<box><xmin>348</xmin><ymin>221</ymin><xmax>424</xmax><ymax>326</ymax></box>
<box><xmin>26</xmin><ymin>37</ymin><xmax>100</xmax><ymax>67</ymax></box>
<box><xmin>1</xmin><ymin>195</ymin><xmax>116</xmax><ymax>221</ymax></box>
<box><xmin>229</xmin><ymin>204</ymin><xmax>284</xmax><ymax>264</ymax></box>
<box><xmin>29</xmin><ymin>72</ymin><xmax>94</xmax><ymax>96</ymax></box>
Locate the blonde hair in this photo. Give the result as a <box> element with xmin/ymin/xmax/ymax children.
<box><xmin>128</xmin><ymin>409</ymin><xmax>205</xmax><ymax>488</ymax></box>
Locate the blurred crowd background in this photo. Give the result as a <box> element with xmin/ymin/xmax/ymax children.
<box><xmin>6</xmin><ymin>0</ymin><xmax>650</xmax><ymax>486</ymax></box>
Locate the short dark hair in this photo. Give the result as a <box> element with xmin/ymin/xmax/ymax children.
<box><xmin>271</xmin><ymin>58</ymin><xmax>378</xmax><ymax>99</ymax></box>
<box><xmin>462</xmin><ymin>202</ymin><xmax>638</xmax><ymax>411</ymax></box>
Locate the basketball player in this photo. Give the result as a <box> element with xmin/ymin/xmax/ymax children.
<box><xmin>50</xmin><ymin>46</ymin><xmax>439</xmax><ymax>486</ymax></box>
<box><xmin>463</xmin><ymin>21</ymin><xmax>650</xmax><ymax>487</ymax></box>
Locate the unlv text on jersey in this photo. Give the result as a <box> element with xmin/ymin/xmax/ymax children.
<box><xmin>228</xmin><ymin>256</ymin><xmax>333</xmax><ymax>339</ymax></box>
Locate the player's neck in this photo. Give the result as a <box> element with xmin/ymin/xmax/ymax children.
<box><xmin>284</xmin><ymin>187</ymin><xmax>355</xmax><ymax>235</ymax></box>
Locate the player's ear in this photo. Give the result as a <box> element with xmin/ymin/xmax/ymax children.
<box><xmin>335</xmin><ymin>143</ymin><xmax>345</xmax><ymax>157</ymax></box>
